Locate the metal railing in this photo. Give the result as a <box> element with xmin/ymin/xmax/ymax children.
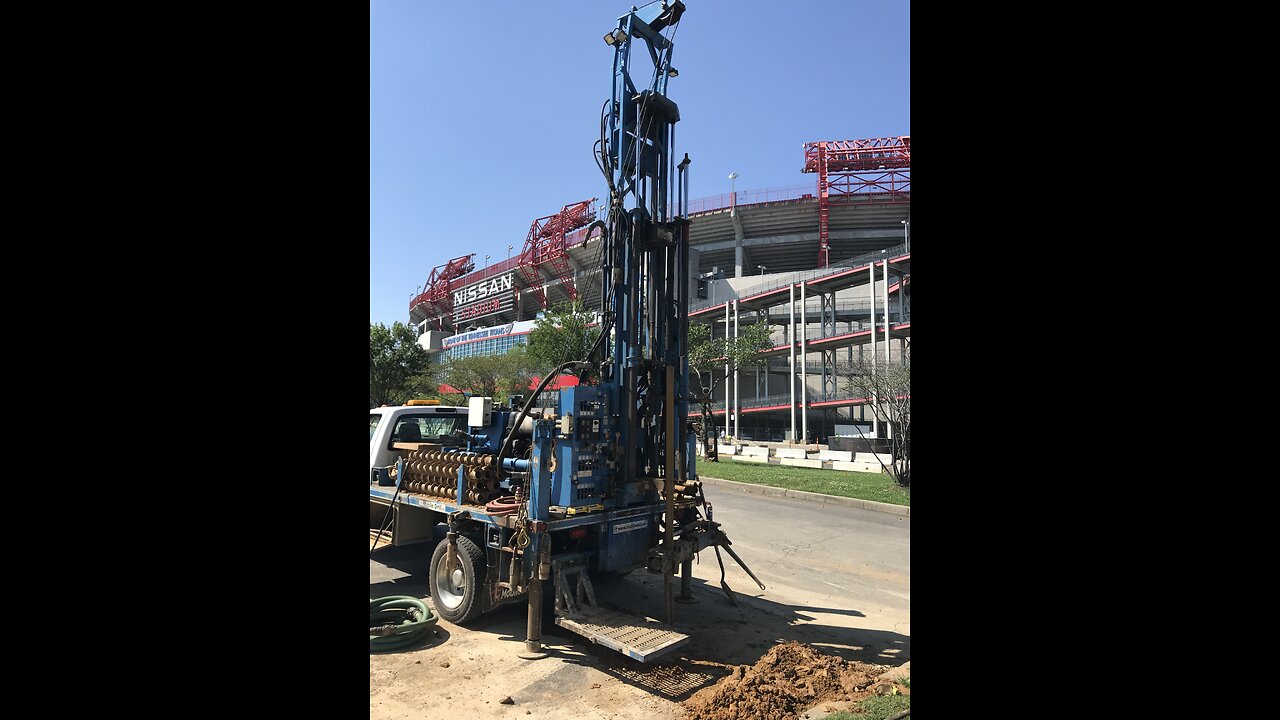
<box><xmin>687</xmin><ymin>183</ymin><xmax>818</xmax><ymax>215</ymax></box>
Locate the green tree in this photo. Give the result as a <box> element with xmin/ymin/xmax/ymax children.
<box><xmin>439</xmin><ymin>346</ymin><xmax>537</xmax><ymax>405</ymax></box>
<box><xmin>525</xmin><ymin>300</ymin><xmax>601</xmax><ymax>379</ymax></box>
<box><xmin>370</xmin><ymin>322</ymin><xmax>431</xmax><ymax>407</ymax></box>
<box><xmin>687</xmin><ymin>320</ymin><xmax>773</xmax><ymax>458</ymax></box>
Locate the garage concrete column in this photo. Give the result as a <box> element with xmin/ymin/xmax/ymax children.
<box><xmin>761</xmin><ymin>310</ymin><xmax>769</xmax><ymax>397</ymax></box>
<box><xmin>883</xmin><ymin>261</ymin><xmax>891</xmax><ymax>365</ymax></box>
<box><xmin>757</xmin><ymin>310</ymin><xmax>766</xmax><ymax>398</ymax></box>
<box><xmin>723</xmin><ymin>302</ymin><xmax>730</xmax><ymax>436</ymax></box>
<box><xmin>732</xmin><ymin>207</ymin><xmax>746</xmax><ymax>278</ymax></box>
<box><xmin>789</xmin><ymin>284</ymin><xmax>796</xmax><ymax>442</ymax></box>
<box><xmin>800</xmin><ymin>281</ymin><xmax>808</xmax><ymax>445</ymax></box>
<box><xmin>897</xmin><ymin>274</ymin><xmax>906</xmax><ymax>325</ymax></box>
<box><xmin>883</xmin><ymin>260</ymin><xmax>891</xmax><ymax>440</ymax></box>
<box><xmin>869</xmin><ymin>262</ymin><xmax>878</xmax><ymax>438</ymax></box>
<box><xmin>733</xmin><ymin>299</ymin><xmax>740</xmax><ymax>439</ymax></box>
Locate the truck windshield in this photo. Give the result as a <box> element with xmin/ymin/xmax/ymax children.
<box><xmin>369</xmin><ymin>414</ymin><xmax>381</xmax><ymax>442</ymax></box>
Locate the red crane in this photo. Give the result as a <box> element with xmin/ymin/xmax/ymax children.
<box><xmin>802</xmin><ymin>136</ymin><xmax>910</xmax><ymax>267</ymax></box>
<box><xmin>516</xmin><ymin>198</ymin><xmax>598</xmax><ymax>309</ymax></box>
<box><xmin>410</xmin><ymin>253</ymin><xmax>476</xmax><ymax>329</ymax></box>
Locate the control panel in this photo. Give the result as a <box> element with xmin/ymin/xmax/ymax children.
<box><xmin>551</xmin><ymin>386</ymin><xmax>618</xmax><ymax>510</ymax></box>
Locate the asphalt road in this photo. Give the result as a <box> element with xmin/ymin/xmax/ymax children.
<box><xmin>693</xmin><ymin>485</ymin><xmax>910</xmax><ymax>634</ymax></box>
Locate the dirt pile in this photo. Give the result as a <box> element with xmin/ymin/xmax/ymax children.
<box><xmin>682</xmin><ymin>641</ymin><xmax>886</xmax><ymax>720</ymax></box>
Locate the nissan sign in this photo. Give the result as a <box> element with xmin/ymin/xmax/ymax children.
<box><xmin>452</xmin><ymin>272</ymin><xmax>516</xmax><ymax>323</ymax></box>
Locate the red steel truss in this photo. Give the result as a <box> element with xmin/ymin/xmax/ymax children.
<box><xmin>517</xmin><ymin>198</ymin><xmax>597</xmax><ymax>309</ymax></box>
<box><xmin>802</xmin><ymin>136</ymin><xmax>910</xmax><ymax>267</ymax></box>
<box><xmin>410</xmin><ymin>253</ymin><xmax>476</xmax><ymax>329</ymax></box>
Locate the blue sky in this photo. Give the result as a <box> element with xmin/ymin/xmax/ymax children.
<box><xmin>370</xmin><ymin>0</ymin><xmax>910</xmax><ymax>327</ymax></box>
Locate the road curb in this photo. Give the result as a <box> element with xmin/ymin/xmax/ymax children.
<box><xmin>698</xmin><ymin>476</ymin><xmax>910</xmax><ymax>517</ymax></box>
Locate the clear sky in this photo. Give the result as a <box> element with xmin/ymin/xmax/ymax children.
<box><xmin>370</xmin><ymin>0</ymin><xmax>910</xmax><ymax>327</ymax></box>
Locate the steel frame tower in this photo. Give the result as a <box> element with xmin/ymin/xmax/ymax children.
<box><xmin>802</xmin><ymin>136</ymin><xmax>911</xmax><ymax>267</ymax></box>
<box><xmin>410</xmin><ymin>253</ymin><xmax>476</xmax><ymax>330</ymax></box>
<box><xmin>516</xmin><ymin>198</ymin><xmax>598</xmax><ymax>309</ymax></box>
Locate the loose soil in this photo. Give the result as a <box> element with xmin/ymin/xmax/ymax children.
<box><xmin>371</xmin><ymin>506</ymin><xmax>909</xmax><ymax>720</ymax></box>
<box><xmin>683</xmin><ymin>641</ymin><xmax>898</xmax><ymax>720</ymax></box>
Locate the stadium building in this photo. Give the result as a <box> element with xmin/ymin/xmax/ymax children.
<box><xmin>413</xmin><ymin>138</ymin><xmax>910</xmax><ymax>443</ymax></box>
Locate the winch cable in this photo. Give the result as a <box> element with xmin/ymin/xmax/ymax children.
<box><xmin>369</xmin><ymin>595</ymin><xmax>438</xmax><ymax>652</ymax></box>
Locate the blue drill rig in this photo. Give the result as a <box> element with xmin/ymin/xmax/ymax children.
<box><xmin>371</xmin><ymin>0</ymin><xmax>762</xmax><ymax>662</ymax></box>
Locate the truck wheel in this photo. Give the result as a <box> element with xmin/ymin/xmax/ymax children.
<box><xmin>430</xmin><ymin>536</ymin><xmax>485</xmax><ymax>624</ymax></box>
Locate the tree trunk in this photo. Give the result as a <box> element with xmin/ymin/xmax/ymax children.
<box><xmin>701</xmin><ymin>403</ymin><xmax>717</xmax><ymax>462</ymax></box>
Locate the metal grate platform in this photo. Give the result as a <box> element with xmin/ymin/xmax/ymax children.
<box><xmin>555</xmin><ymin>606</ymin><xmax>689</xmax><ymax>662</ymax></box>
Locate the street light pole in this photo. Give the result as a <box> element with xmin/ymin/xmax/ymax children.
<box><xmin>485</xmin><ymin>254</ymin><xmax>491</xmax><ymax>279</ymax></box>
<box><xmin>901</xmin><ymin>219</ymin><xmax>910</xmax><ymax>254</ymax></box>
<box><xmin>728</xmin><ymin>171</ymin><xmax>738</xmax><ymax>209</ymax></box>
<box><xmin>757</xmin><ymin>265</ymin><xmax>766</xmax><ymax>276</ymax></box>
<box><xmin>507</xmin><ymin>244</ymin><xmax>513</xmax><ymax>268</ymax></box>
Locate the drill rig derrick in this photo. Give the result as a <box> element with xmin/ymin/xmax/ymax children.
<box><xmin>430</xmin><ymin>1</ymin><xmax>762</xmax><ymax>662</ymax></box>
<box><xmin>595</xmin><ymin>0</ymin><xmax>760</xmax><ymax>622</ymax></box>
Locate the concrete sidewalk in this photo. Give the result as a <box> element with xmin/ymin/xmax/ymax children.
<box><xmin>698</xmin><ymin>475</ymin><xmax>911</xmax><ymax>517</ymax></box>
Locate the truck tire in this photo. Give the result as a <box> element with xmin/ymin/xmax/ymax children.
<box><xmin>429</xmin><ymin>536</ymin><xmax>485</xmax><ymax>624</ymax></box>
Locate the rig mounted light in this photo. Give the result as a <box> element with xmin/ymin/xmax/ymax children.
<box><xmin>603</xmin><ymin>31</ymin><xmax>617</xmax><ymax>46</ymax></box>
<box><xmin>667</xmin><ymin>67</ymin><xmax>679</xmax><ymax>78</ymax></box>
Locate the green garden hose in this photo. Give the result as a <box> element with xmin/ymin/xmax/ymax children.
<box><xmin>370</xmin><ymin>596</ymin><xmax>438</xmax><ymax>652</ymax></box>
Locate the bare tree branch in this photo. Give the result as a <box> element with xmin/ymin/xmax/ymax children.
<box><xmin>836</xmin><ymin>347</ymin><xmax>910</xmax><ymax>486</ymax></box>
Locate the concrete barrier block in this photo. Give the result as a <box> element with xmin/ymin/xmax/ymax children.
<box><xmin>740</xmin><ymin>446</ymin><xmax>769</xmax><ymax>457</ymax></box>
<box><xmin>775</xmin><ymin>448</ymin><xmax>806</xmax><ymax>459</ymax></box>
<box><xmin>779</xmin><ymin>458</ymin><xmax>823</xmax><ymax>469</ymax></box>
<box><xmin>819</xmin><ymin>450</ymin><xmax>853</xmax><ymax>462</ymax></box>
<box><xmin>717</xmin><ymin>444</ymin><xmax>736</xmax><ymax>455</ymax></box>
<box><xmin>832</xmin><ymin>461</ymin><xmax>886</xmax><ymax>473</ymax></box>
<box><xmin>855</xmin><ymin>453</ymin><xmax>894</xmax><ymax>465</ymax></box>
<box><xmin>729</xmin><ymin>455</ymin><xmax>768</xmax><ymax>463</ymax></box>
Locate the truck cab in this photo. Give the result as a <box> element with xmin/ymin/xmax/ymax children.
<box><xmin>369</xmin><ymin>401</ymin><xmax>468</xmax><ymax>481</ymax></box>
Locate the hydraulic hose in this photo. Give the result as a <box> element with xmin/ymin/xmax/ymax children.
<box><xmin>369</xmin><ymin>596</ymin><xmax>438</xmax><ymax>652</ymax></box>
<box><xmin>584</xmin><ymin>219</ymin><xmax>609</xmax><ymax>313</ymax></box>
<box><xmin>495</xmin><ymin>360</ymin><xmax>580</xmax><ymax>473</ymax></box>
<box><xmin>493</xmin><ymin>312</ymin><xmax>614</xmax><ymax>474</ymax></box>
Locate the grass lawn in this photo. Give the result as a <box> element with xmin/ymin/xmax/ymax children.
<box><xmin>696</xmin><ymin>458</ymin><xmax>910</xmax><ymax>506</ymax></box>
<box><xmin>827</xmin><ymin>692</ymin><xmax>910</xmax><ymax>720</ymax></box>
